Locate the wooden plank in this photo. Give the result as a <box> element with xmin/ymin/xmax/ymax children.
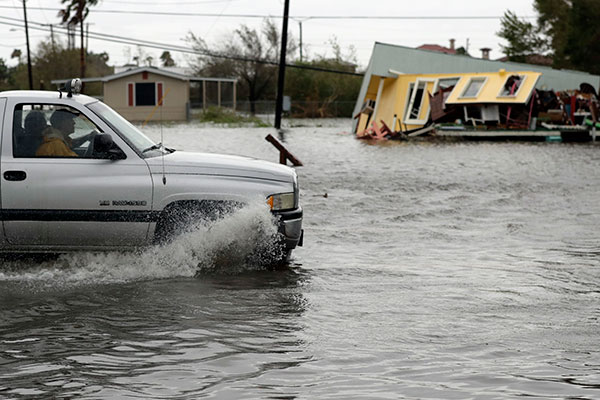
<box><xmin>265</xmin><ymin>134</ymin><xmax>303</xmax><ymax>166</ymax></box>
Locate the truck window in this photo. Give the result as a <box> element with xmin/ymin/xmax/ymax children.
<box><xmin>13</xmin><ymin>104</ymin><xmax>106</xmax><ymax>158</ymax></box>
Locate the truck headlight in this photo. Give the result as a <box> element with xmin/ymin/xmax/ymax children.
<box><xmin>267</xmin><ymin>192</ymin><xmax>295</xmax><ymax>211</ymax></box>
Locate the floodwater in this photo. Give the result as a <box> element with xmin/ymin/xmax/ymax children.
<box><xmin>1</xmin><ymin>120</ymin><xmax>600</xmax><ymax>399</ymax></box>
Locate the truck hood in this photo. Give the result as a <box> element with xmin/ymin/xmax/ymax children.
<box><xmin>145</xmin><ymin>151</ymin><xmax>295</xmax><ymax>183</ymax></box>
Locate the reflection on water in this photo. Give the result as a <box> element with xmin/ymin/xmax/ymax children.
<box><xmin>0</xmin><ymin>269</ymin><xmax>309</xmax><ymax>399</ymax></box>
<box><xmin>2</xmin><ymin>121</ymin><xmax>600</xmax><ymax>398</ymax></box>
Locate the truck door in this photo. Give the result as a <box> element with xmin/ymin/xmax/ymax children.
<box><xmin>1</xmin><ymin>101</ymin><xmax>153</xmax><ymax>248</ymax></box>
<box><xmin>0</xmin><ymin>97</ymin><xmax>6</xmax><ymax>246</ymax></box>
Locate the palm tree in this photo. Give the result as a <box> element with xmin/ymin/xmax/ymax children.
<box><xmin>58</xmin><ymin>0</ymin><xmax>99</xmax><ymax>79</ymax></box>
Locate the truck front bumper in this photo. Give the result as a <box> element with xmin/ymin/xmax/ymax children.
<box><xmin>273</xmin><ymin>207</ymin><xmax>303</xmax><ymax>251</ymax></box>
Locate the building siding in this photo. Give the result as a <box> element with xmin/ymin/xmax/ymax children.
<box><xmin>103</xmin><ymin>72</ymin><xmax>189</xmax><ymax>121</ymax></box>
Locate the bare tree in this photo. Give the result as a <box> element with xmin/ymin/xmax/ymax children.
<box><xmin>187</xmin><ymin>19</ymin><xmax>296</xmax><ymax>114</ymax></box>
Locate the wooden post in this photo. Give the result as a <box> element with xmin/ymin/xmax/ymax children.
<box><xmin>265</xmin><ymin>134</ymin><xmax>303</xmax><ymax>166</ymax></box>
<box><xmin>218</xmin><ymin>80</ymin><xmax>221</xmax><ymax>108</ymax></box>
<box><xmin>202</xmin><ymin>80</ymin><xmax>206</xmax><ymax>111</ymax></box>
<box><xmin>233</xmin><ymin>81</ymin><xmax>237</xmax><ymax>110</ymax></box>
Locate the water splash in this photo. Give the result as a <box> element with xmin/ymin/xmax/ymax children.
<box><xmin>0</xmin><ymin>201</ymin><xmax>283</xmax><ymax>287</ymax></box>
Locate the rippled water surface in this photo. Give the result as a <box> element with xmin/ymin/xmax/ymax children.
<box><xmin>2</xmin><ymin>120</ymin><xmax>600</xmax><ymax>399</ymax></box>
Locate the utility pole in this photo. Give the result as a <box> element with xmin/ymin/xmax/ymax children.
<box><xmin>43</xmin><ymin>24</ymin><xmax>56</xmax><ymax>52</ymax></box>
<box><xmin>298</xmin><ymin>20</ymin><xmax>303</xmax><ymax>62</ymax></box>
<box><xmin>274</xmin><ymin>0</ymin><xmax>290</xmax><ymax>130</ymax></box>
<box><xmin>86</xmin><ymin>23</ymin><xmax>90</xmax><ymax>50</ymax></box>
<box><xmin>80</xmin><ymin>20</ymin><xmax>85</xmax><ymax>78</ymax></box>
<box><xmin>43</xmin><ymin>24</ymin><xmax>56</xmax><ymax>50</ymax></box>
<box><xmin>67</xmin><ymin>25</ymin><xmax>72</xmax><ymax>49</ymax></box>
<box><xmin>22</xmin><ymin>0</ymin><xmax>33</xmax><ymax>89</ymax></box>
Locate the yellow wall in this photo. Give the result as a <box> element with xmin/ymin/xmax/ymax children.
<box><xmin>357</xmin><ymin>113</ymin><xmax>370</xmax><ymax>133</ymax></box>
<box><xmin>373</xmin><ymin>77</ymin><xmax>400</xmax><ymax>130</ymax></box>
<box><xmin>365</xmin><ymin>77</ymin><xmax>381</xmax><ymax>100</ymax></box>
<box><xmin>356</xmin><ymin>76</ymin><xmax>384</xmax><ymax>132</ymax></box>
<box><xmin>103</xmin><ymin>72</ymin><xmax>189</xmax><ymax>121</ymax></box>
<box><xmin>371</xmin><ymin>73</ymin><xmax>465</xmax><ymax>131</ymax></box>
<box><xmin>445</xmin><ymin>71</ymin><xmax>540</xmax><ymax>105</ymax></box>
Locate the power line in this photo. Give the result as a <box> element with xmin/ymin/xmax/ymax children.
<box><xmin>0</xmin><ymin>6</ymin><xmax>535</xmax><ymax>19</ymax></box>
<box><xmin>0</xmin><ymin>18</ymin><xmax>364</xmax><ymax>76</ymax></box>
<box><xmin>101</xmin><ymin>0</ymin><xmax>241</xmax><ymax>5</ymax></box>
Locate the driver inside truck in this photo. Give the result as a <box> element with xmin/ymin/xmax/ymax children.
<box><xmin>36</xmin><ymin>109</ymin><xmax>92</xmax><ymax>157</ymax></box>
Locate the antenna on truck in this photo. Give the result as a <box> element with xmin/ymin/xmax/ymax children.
<box><xmin>142</xmin><ymin>88</ymin><xmax>170</xmax><ymax>185</ymax></box>
<box><xmin>160</xmin><ymin>93</ymin><xmax>166</xmax><ymax>185</ymax></box>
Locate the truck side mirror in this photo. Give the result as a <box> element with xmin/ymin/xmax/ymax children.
<box><xmin>94</xmin><ymin>133</ymin><xmax>113</xmax><ymax>152</ymax></box>
<box><xmin>93</xmin><ymin>134</ymin><xmax>126</xmax><ymax>160</ymax></box>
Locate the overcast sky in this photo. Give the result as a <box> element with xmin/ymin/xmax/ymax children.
<box><xmin>1</xmin><ymin>0</ymin><xmax>536</xmax><ymax>72</ymax></box>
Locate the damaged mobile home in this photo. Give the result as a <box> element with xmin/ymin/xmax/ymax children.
<box><xmin>354</xmin><ymin>42</ymin><xmax>600</xmax><ymax>141</ymax></box>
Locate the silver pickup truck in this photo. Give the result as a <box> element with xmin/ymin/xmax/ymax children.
<box><xmin>0</xmin><ymin>81</ymin><xmax>303</xmax><ymax>260</ymax></box>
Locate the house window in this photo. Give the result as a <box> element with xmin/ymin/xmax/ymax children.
<box><xmin>403</xmin><ymin>83</ymin><xmax>415</xmax><ymax>122</ymax></box>
<box><xmin>408</xmin><ymin>81</ymin><xmax>426</xmax><ymax>120</ymax></box>
<box><xmin>437</xmin><ymin>77</ymin><xmax>459</xmax><ymax>90</ymax></box>
<box><xmin>499</xmin><ymin>75</ymin><xmax>525</xmax><ymax>97</ymax></box>
<box><xmin>135</xmin><ymin>82</ymin><xmax>156</xmax><ymax>106</ymax></box>
<box><xmin>461</xmin><ymin>77</ymin><xmax>487</xmax><ymax>98</ymax></box>
<box><xmin>404</xmin><ymin>78</ymin><xmax>436</xmax><ymax>125</ymax></box>
<box><xmin>128</xmin><ymin>82</ymin><xmax>164</xmax><ymax>107</ymax></box>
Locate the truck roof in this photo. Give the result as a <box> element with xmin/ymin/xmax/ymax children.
<box><xmin>0</xmin><ymin>90</ymin><xmax>98</xmax><ymax>105</ymax></box>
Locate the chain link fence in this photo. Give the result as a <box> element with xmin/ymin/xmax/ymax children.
<box><xmin>190</xmin><ymin>100</ymin><xmax>357</xmax><ymax>118</ymax></box>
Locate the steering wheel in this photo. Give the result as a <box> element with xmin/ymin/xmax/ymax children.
<box><xmin>82</xmin><ymin>130</ymin><xmax>99</xmax><ymax>158</ymax></box>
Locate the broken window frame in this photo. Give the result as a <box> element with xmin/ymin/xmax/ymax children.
<box><xmin>459</xmin><ymin>77</ymin><xmax>488</xmax><ymax>99</ymax></box>
<box><xmin>437</xmin><ymin>77</ymin><xmax>460</xmax><ymax>91</ymax></box>
<box><xmin>403</xmin><ymin>78</ymin><xmax>436</xmax><ymax>125</ymax></box>
<box><xmin>498</xmin><ymin>74</ymin><xmax>526</xmax><ymax>98</ymax></box>
<box><xmin>403</xmin><ymin>82</ymin><xmax>415</xmax><ymax>124</ymax></box>
<box><xmin>433</xmin><ymin>77</ymin><xmax>460</xmax><ymax>110</ymax></box>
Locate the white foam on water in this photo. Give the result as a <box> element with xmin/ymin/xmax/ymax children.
<box><xmin>0</xmin><ymin>201</ymin><xmax>283</xmax><ymax>287</ymax></box>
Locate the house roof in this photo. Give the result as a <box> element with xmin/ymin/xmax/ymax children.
<box><xmin>51</xmin><ymin>67</ymin><xmax>238</xmax><ymax>86</ymax></box>
<box><xmin>496</xmin><ymin>54</ymin><xmax>553</xmax><ymax>67</ymax></box>
<box><xmin>367</xmin><ymin>42</ymin><xmax>600</xmax><ymax>83</ymax></box>
<box><xmin>101</xmin><ymin>66</ymin><xmax>190</xmax><ymax>82</ymax></box>
<box><xmin>417</xmin><ymin>44</ymin><xmax>456</xmax><ymax>55</ymax></box>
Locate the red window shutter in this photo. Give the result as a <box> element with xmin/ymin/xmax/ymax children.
<box><xmin>157</xmin><ymin>83</ymin><xmax>163</xmax><ymax>106</ymax></box>
<box><xmin>128</xmin><ymin>83</ymin><xmax>134</xmax><ymax>106</ymax></box>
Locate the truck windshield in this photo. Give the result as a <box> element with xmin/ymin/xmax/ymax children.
<box><xmin>87</xmin><ymin>101</ymin><xmax>164</xmax><ymax>157</ymax></box>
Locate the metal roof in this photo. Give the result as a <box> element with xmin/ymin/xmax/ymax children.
<box><xmin>368</xmin><ymin>42</ymin><xmax>600</xmax><ymax>86</ymax></box>
<box><xmin>101</xmin><ymin>66</ymin><xmax>190</xmax><ymax>82</ymax></box>
<box><xmin>50</xmin><ymin>67</ymin><xmax>238</xmax><ymax>86</ymax></box>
